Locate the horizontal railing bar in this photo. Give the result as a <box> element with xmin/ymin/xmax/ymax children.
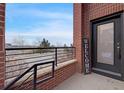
<box><xmin>6</xmin><ymin>58</ymin><xmax>54</xmax><ymax>68</ymax></box>
<box><xmin>55</xmin><ymin>51</ymin><xmax>73</xmax><ymax>53</ymax></box>
<box><xmin>57</xmin><ymin>57</ymin><xmax>73</xmax><ymax>63</ymax></box>
<box><xmin>6</xmin><ymin>47</ymin><xmax>75</xmax><ymax>50</ymax></box>
<box><xmin>6</xmin><ymin>67</ymin><xmax>28</xmax><ymax>73</ymax></box>
<box><xmin>34</xmin><ymin>61</ymin><xmax>54</xmax><ymax>66</ymax></box>
<box><xmin>6</xmin><ymin>72</ymin><xmax>32</xmax><ymax>80</ymax></box>
<box><xmin>6</xmin><ymin>50</ymin><xmax>73</xmax><ymax>56</ymax></box>
<box><xmin>6</xmin><ymin>51</ymin><xmax>55</xmax><ymax>56</ymax></box>
<box><xmin>6</xmin><ymin>52</ymin><xmax>34</xmax><ymax>56</ymax></box>
<box><xmin>57</xmin><ymin>52</ymin><xmax>73</xmax><ymax>55</ymax></box>
<box><xmin>6</xmin><ymin>64</ymin><xmax>52</xmax><ymax>79</ymax></box>
<box><xmin>57</xmin><ymin>57</ymin><xmax>72</xmax><ymax>60</ymax></box>
<box><xmin>6</xmin><ymin>49</ymin><xmax>73</xmax><ymax>56</ymax></box>
<box><xmin>6</xmin><ymin>53</ymin><xmax>55</xmax><ymax>62</ymax></box>
<box><xmin>6</xmin><ymin>56</ymin><xmax>70</xmax><ymax>73</ymax></box>
<box><xmin>6</xmin><ymin>52</ymin><xmax>73</xmax><ymax>62</ymax></box>
<box><xmin>57</xmin><ymin>55</ymin><xmax>73</xmax><ymax>58</ymax></box>
<box><xmin>57</xmin><ymin>58</ymin><xmax>73</xmax><ymax>61</ymax></box>
<box><xmin>6</xmin><ymin>63</ymin><xmax>52</xmax><ymax>74</ymax></box>
<box><xmin>6</xmin><ymin>56</ymin><xmax>73</xmax><ymax>76</ymax></box>
<box><xmin>58</xmin><ymin>49</ymin><xmax>73</xmax><ymax>51</ymax></box>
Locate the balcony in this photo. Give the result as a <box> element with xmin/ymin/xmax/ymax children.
<box><xmin>4</xmin><ymin>47</ymin><xmax>76</xmax><ymax>90</ymax></box>
<box><xmin>4</xmin><ymin>47</ymin><xmax>124</xmax><ymax>90</ymax></box>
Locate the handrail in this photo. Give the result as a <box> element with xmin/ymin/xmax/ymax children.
<box><xmin>4</xmin><ymin>61</ymin><xmax>55</xmax><ymax>90</ymax></box>
<box><xmin>6</xmin><ymin>47</ymin><xmax>75</xmax><ymax>50</ymax></box>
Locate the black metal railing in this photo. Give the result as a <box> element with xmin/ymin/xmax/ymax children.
<box><xmin>5</xmin><ymin>47</ymin><xmax>75</xmax><ymax>85</ymax></box>
<box><xmin>4</xmin><ymin>61</ymin><xmax>55</xmax><ymax>90</ymax></box>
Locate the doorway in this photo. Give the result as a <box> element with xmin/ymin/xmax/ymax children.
<box><xmin>91</xmin><ymin>12</ymin><xmax>123</xmax><ymax>80</ymax></box>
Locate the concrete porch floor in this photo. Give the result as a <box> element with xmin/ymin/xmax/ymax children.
<box><xmin>54</xmin><ymin>73</ymin><xmax>124</xmax><ymax>90</ymax></box>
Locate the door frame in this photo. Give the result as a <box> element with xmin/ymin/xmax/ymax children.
<box><xmin>90</xmin><ymin>11</ymin><xmax>124</xmax><ymax>80</ymax></box>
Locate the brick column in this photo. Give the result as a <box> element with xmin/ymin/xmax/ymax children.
<box><xmin>73</xmin><ymin>3</ymin><xmax>83</xmax><ymax>73</ymax></box>
<box><xmin>0</xmin><ymin>3</ymin><xmax>5</xmax><ymax>89</ymax></box>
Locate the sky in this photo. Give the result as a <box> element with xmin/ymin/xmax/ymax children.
<box><xmin>6</xmin><ymin>3</ymin><xmax>73</xmax><ymax>46</ymax></box>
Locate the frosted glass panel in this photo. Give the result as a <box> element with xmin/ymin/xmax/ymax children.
<box><xmin>97</xmin><ymin>23</ymin><xmax>114</xmax><ymax>65</ymax></box>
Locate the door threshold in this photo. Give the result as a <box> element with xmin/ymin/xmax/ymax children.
<box><xmin>92</xmin><ymin>67</ymin><xmax>122</xmax><ymax>80</ymax></box>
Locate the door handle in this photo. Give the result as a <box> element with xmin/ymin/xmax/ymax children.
<box><xmin>117</xmin><ymin>46</ymin><xmax>121</xmax><ymax>59</ymax></box>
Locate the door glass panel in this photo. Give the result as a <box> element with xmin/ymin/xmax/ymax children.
<box><xmin>97</xmin><ymin>22</ymin><xmax>114</xmax><ymax>65</ymax></box>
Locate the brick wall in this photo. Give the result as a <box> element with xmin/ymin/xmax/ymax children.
<box><xmin>0</xmin><ymin>3</ymin><xmax>5</xmax><ymax>89</ymax></box>
<box><xmin>73</xmin><ymin>4</ymin><xmax>83</xmax><ymax>73</ymax></box>
<box><xmin>37</xmin><ymin>62</ymin><xmax>76</xmax><ymax>90</ymax></box>
<box><xmin>74</xmin><ymin>3</ymin><xmax>124</xmax><ymax>73</ymax></box>
<box><xmin>10</xmin><ymin>62</ymin><xmax>76</xmax><ymax>90</ymax></box>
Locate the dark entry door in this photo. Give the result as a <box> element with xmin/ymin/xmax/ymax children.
<box><xmin>92</xmin><ymin>14</ymin><xmax>122</xmax><ymax>79</ymax></box>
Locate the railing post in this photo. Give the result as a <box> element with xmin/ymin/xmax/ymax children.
<box><xmin>71</xmin><ymin>48</ymin><xmax>73</xmax><ymax>59</ymax></box>
<box><xmin>55</xmin><ymin>48</ymin><xmax>57</xmax><ymax>66</ymax></box>
<box><xmin>33</xmin><ymin>65</ymin><xmax>37</xmax><ymax>90</ymax></box>
<box><xmin>74</xmin><ymin>47</ymin><xmax>76</xmax><ymax>58</ymax></box>
<box><xmin>52</xmin><ymin>61</ymin><xmax>55</xmax><ymax>77</ymax></box>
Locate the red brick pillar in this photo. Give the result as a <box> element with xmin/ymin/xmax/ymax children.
<box><xmin>73</xmin><ymin>4</ymin><xmax>83</xmax><ymax>73</ymax></box>
<box><xmin>0</xmin><ymin>3</ymin><xmax>5</xmax><ymax>89</ymax></box>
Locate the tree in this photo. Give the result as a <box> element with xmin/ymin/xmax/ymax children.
<box><xmin>64</xmin><ymin>44</ymin><xmax>67</xmax><ymax>47</ymax></box>
<box><xmin>63</xmin><ymin>43</ymin><xmax>69</xmax><ymax>52</ymax></box>
<box><xmin>70</xmin><ymin>44</ymin><xmax>73</xmax><ymax>47</ymax></box>
<box><xmin>39</xmin><ymin>38</ymin><xmax>51</xmax><ymax>48</ymax></box>
<box><xmin>34</xmin><ymin>38</ymin><xmax>51</xmax><ymax>53</ymax></box>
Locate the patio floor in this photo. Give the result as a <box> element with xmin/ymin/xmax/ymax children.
<box><xmin>54</xmin><ymin>73</ymin><xmax>124</xmax><ymax>90</ymax></box>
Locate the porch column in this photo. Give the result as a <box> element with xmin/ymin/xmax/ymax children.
<box><xmin>73</xmin><ymin>3</ymin><xmax>83</xmax><ymax>73</ymax></box>
<box><xmin>0</xmin><ymin>3</ymin><xmax>5</xmax><ymax>89</ymax></box>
